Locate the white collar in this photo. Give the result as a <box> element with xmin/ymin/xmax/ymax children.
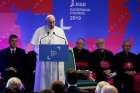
<box><xmin>10</xmin><ymin>48</ymin><xmax>16</xmax><ymax>50</ymax></box>
<box><xmin>45</xmin><ymin>25</ymin><xmax>55</xmax><ymax>31</ymax></box>
<box><xmin>10</xmin><ymin>48</ymin><xmax>16</xmax><ymax>53</ymax></box>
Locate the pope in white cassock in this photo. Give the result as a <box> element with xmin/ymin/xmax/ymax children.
<box><xmin>31</xmin><ymin>15</ymin><xmax>68</xmax><ymax>92</ymax></box>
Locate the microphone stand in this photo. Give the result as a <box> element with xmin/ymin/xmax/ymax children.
<box><xmin>52</xmin><ymin>32</ymin><xmax>67</xmax><ymax>80</ymax></box>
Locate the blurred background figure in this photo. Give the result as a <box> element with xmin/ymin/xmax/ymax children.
<box><xmin>65</xmin><ymin>69</ymin><xmax>88</xmax><ymax>93</ymax></box>
<box><xmin>101</xmin><ymin>85</ymin><xmax>118</xmax><ymax>93</ymax></box>
<box><xmin>52</xmin><ymin>80</ymin><xmax>65</xmax><ymax>93</ymax></box>
<box><xmin>40</xmin><ymin>89</ymin><xmax>54</xmax><ymax>93</ymax></box>
<box><xmin>24</xmin><ymin>51</ymin><xmax>37</xmax><ymax>92</ymax></box>
<box><xmin>95</xmin><ymin>81</ymin><xmax>110</xmax><ymax>93</ymax></box>
<box><xmin>134</xmin><ymin>53</ymin><xmax>140</xmax><ymax>93</ymax></box>
<box><xmin>5</xmin><ymin>77</ymin><xmax>24</xmax><ymax>93</ymax></box>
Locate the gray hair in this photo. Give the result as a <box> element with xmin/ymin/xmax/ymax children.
<box><xmin>95</xmin><ymin>81</ymin><xmax>110</xmax><ymax>93</ymax></box>
<box><xmin>6</xmin><ymin>77</ymin><xmax>24</xmax><ymax>91</ymax></box>
<box><xmin>101</xmin><ymin>85</ymin><xmax>118</xmax><ymax>93</ymax></box>
<box><xmin>45</xmin><ymin>14</ymin><xmax>55</xmax><ymax>21</ymax></box>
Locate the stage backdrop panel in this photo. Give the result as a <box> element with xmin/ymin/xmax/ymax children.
<box><xmin>0</xmin><ymin>0</ymin><xmax>140</xmax><ymax>53</ymax></box>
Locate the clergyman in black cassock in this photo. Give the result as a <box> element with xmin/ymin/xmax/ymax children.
<box><xmin>114</xmin><ymin>40</ymin><xmax>137</xmax><ymax>93</ymax></box>
<box><xmin>89</xmin><ymin>39</ymin><xmax>115</xmax><ymax>83</ymax></box>
<box><xmin>73</xmin><ymin>38</ymin><xmax>90</xmax><ymax>70</ymax></box>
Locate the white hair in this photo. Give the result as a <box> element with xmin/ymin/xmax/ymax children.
<box><xmin>95</xmin><ymin>81</ymin><xmax>110</xmax><ymax>93</ymax></box>
<box><xmin>101</xmin><ymin>85</ymin><xmax>118</xmax><ymax>93</ymax></box>
<box><xmin>96</xmin><ymin>38</ymin><xmax>105</xmax><ymax>44</ymax></box>
<box><xmin>6</xmin><ymin>77</ymin><xmax>24</xmax><ymax>90</ymax></box>
<box><xmin>45</xmin><ymin>14</ymin><xmax>55</xmax><ymax>21</ymax></box>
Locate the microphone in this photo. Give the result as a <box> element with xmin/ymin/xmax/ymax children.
<box><xmin>53</xmin><ymin>32</ymin><xmax>67</xmax><ymax>44</ymax></box>
<box><xmin>39</xmin><ymin>32</ymin><xmax>50</xmax><ymax>44</ymax></box>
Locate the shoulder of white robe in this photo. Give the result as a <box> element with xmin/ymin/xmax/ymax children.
<box><xmin>31</xmin><ymin>26</ymin><xmax>45</xmax><ymax>45</ymax></box>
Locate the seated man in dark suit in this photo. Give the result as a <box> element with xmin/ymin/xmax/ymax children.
<box><xmin>114</xmin><ymin>40</ymin><xmax>137</xmax><ymax>93</ymax></box>
<box><xmin>65</xmin><ymin>69</ymin><xmax>89</xmax><ymax>93</ymax></box>
<box><xmin>89</xmin><ymin>39</ymin><xmax>115</xmax><ymax>83</ymax></box>
<box><xmin>0</xmin><ymin>34</ymin><xmax>26</xmax><ymax>83</ymax></box>
<box><xmin>73</xmin><ymin>38</ymin><xmax>90</xmax><ymax>70</ymax></box>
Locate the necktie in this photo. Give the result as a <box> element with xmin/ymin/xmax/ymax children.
<box><xmin>11</xmin><ymin>50</ymin><xmax>15</xmax><ymax>54</ymax></box>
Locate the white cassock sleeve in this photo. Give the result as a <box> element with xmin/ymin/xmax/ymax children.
<box><xmin>32</xmin><ymin>26</ymin><xmax>68</xmax><ymax>92</ymax></box>
<box><xmin>31</xmin><ymin>28</ymin><xmax>40</xmax><ymax>46</ymax></box>
<box><xmin>30</xmin><ymin>28</ymin><xmax>42</xmax><ymax>54</ymax></box>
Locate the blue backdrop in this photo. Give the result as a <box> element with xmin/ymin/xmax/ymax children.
<box><xmin>0</xmin><ymin>0</ymin><xmax>140</xmax><ymax>53</ymax></box>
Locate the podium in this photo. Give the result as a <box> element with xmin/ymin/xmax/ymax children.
<box><xmin>39</xmin><ymin>44</ymin><xmax>69</xmax><ymax>62</ymax></box>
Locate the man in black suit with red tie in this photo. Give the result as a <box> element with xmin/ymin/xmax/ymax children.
<box><xmin>0</xmin><ymin>34</ymin><xmax>26</xmax><ymax>83</ymax></box>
